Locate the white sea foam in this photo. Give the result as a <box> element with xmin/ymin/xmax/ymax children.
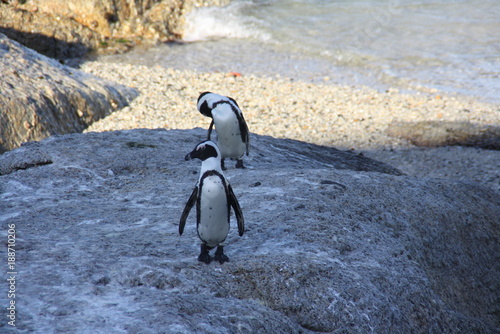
<box><xmin>182</xmin><ymin>2</ymin><xmax>270</xmax><ymax>42</ymax></box>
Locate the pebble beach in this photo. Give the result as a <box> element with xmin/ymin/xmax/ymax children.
<box><xmin>82</xmin><ymin>62</ymin><xmax>499</xmax><ymax>192</ymax></box>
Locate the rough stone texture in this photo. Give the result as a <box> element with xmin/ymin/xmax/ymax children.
<box><xmin>362</xmin><ymin>146</ymin><xmax>500</xmax><ymax>193</ymax></box>
<box><xmin>0</xmin><ymin>128</ymin><xmax>498</xmax><ymax>333</ymax></box>
<box><xmin>0</xmin><ymin>33</ymin><xmax>138</xmax><ymax>153</ymax></box>
<box><xmin>0</xmin><ymin>0</ymin><xmax>230</xmax><ymax>58</ymax></box>
<box><xmin>387</xmin><ymin>120</ymin><xmax>500</xmax><ymax>150</ymax></box>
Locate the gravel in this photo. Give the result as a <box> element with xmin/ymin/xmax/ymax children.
<box><xmin>81</xmin><ymin>61</ymin><xmax>499</xmax><ymax>191</ymax></box>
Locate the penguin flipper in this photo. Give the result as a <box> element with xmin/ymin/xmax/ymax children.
<box><xmin>228</xmin><ymin>185</ymin><xmax>244</xmax><ymax>236</ymax></box>
<box><xmin>240</xmin><ymin>116</ymin><xmax>250</xmax><ymax>156</ymax></box>
<box><xmin>179</xmin><ymin>187</ymin><xmax>198</xmax><ymax>235</ymax></box>
<box><xmin>207</xmin><ymin>120</ymin><xmax>214</xmax><ymax>140</ymax></box>
<box><xmin>229</xmin><ymin>99</ymin><xmax>249</xmax><ymax>156</ymax></box>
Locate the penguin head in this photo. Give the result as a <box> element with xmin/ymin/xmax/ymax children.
<box><xmin>197</xmin><ymin>92</ymin><xmax>215</xmax><ymax>118</ymax></box>
<box><xmin>185</xmin><ymin>140</ymin><xmax>220</xmax><ymax>162</ymax></box>
<box><xmin>198</xmin><ymin>92</ymin><xmax>237</xmax><ymax>118</ymax></box>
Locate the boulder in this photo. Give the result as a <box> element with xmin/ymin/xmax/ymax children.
<box><xmin>0</xmin><ymin>33</ymin><xmax>138</xmax><ymax>153</ymax></box>
<box><xmin>0</xmin><ymin>0</ymin><xmax>230</xmax><ymax>58</ymax></box>
<box><xmin>387</xmin><ymin>120</ymin><xmax>500</xmax><ymax>150</ymax></box>
<box><xmin>0</xmin><ymin>128</ymin><xmax>498</xmax><ymax>333</ymax></box>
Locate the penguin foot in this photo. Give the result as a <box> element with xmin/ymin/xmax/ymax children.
<box><xmin>198</xmin><ymin>253</ymin><xmax>212</xmax><ymax>264</ymax></box>
<box><xmin>235</xmin><ymin>159</ymin><xmax>245</xmax><ymax>169</ymax></box>
<box><xmin>198</xmin><ymin>244</ymin><xmax>212</xmax><ymax>264</ymax></box>
<box><xmin>214</xmin><ymin>245</ymin><xmax>229</xmax><ymax>264</ymax></box>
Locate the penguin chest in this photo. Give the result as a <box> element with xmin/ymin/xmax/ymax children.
<box><xmin>212</xmin><ymin>111</ymin><xmax>245</xmax><ymax>159</ymax></box>
<box><xmin>197</xmin><ymin>175</ymin><xmax>230</xmax><ymax>247</ymax></box>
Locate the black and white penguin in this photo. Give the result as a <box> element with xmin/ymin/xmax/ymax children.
<box><xmin>197</xmin><ymin>92</ymin><xmax>250</xmax><ymax>170</ymax></box>
<box><xmin>179</xmin><ymin>140</ymin><xmax>245</xmax><ymax>264</ymax></box>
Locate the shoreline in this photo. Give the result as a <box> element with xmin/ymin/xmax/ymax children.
<box><xmin>81</xmin><ymin>61</ymin><xmax>499</xmax><ymax>192</ymax></box>
<box><xmin>97</xmin><ymin>40</ymin><xmax>500</xmax><ymax>107</ymax></box>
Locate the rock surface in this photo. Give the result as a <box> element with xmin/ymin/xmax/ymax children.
<box><xmin>0</xmin><ymin>128</ymin><xmax>498</xmax><ymax>333</ymax></box>
<box><xmin>0</xmin><ymin>0</ymin><xmax>229</xmax><ymax>58</ymax></box>
<box><xmin>0</xmin><ymin>33</ymin><xmax>138</xmax><ymax>153</ymax></box>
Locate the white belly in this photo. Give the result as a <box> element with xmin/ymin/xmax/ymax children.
<box><xmin>213</xmin><ymin>110</ymin><xmax>245</xmax><ymax>159</ymax></box>
<box><xmin>197</xmin><ymin>176</ymin><xmax>230</xmax><ymax>248</ymax></box>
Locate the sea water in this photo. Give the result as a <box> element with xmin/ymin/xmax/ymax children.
<box><xmin>102</xmin><ymin>0</ymin><xmax>500</xmax><ymax>103</ymax></box>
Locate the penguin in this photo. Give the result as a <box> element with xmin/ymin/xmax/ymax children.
<box><xmin>197</xmin><ymin>92</ymin><xmax>250</xmax><ymax>170</ymax></box>
<box><xmin>179</xmin><ymin>140</ymin><xmax>245</xmax><ymax>264</ymax></box>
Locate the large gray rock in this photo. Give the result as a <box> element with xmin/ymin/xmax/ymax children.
<box><xmin>0</xmin><ymin>128</ymin><xmax>498</xmax><ymax>333</ymax></box>
<box><xmin>0</xmin><ymin>33</ymin><xmax>138</xmax><ymax>153</ymax></box>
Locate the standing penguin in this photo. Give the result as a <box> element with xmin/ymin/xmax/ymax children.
<box><xmin>179</xmin><ymin>140</ymin><xmax>245</xmax><ymax>264</ymax></box>
<box><xmin>197</xmin><ymin>92</ymin><xmax>250</xmax><ymax>170</ymax></box>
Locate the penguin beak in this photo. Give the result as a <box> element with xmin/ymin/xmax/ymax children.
<box><xmin>185</xmin><ymin>148</ymin><xmax>199</xmax><ymax>161</ymax></box>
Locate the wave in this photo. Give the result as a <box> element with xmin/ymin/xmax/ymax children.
<box><xmin>182</xmin><ymin>2</ymin><xmax>271</xmax><ymax>42</ymax></box>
